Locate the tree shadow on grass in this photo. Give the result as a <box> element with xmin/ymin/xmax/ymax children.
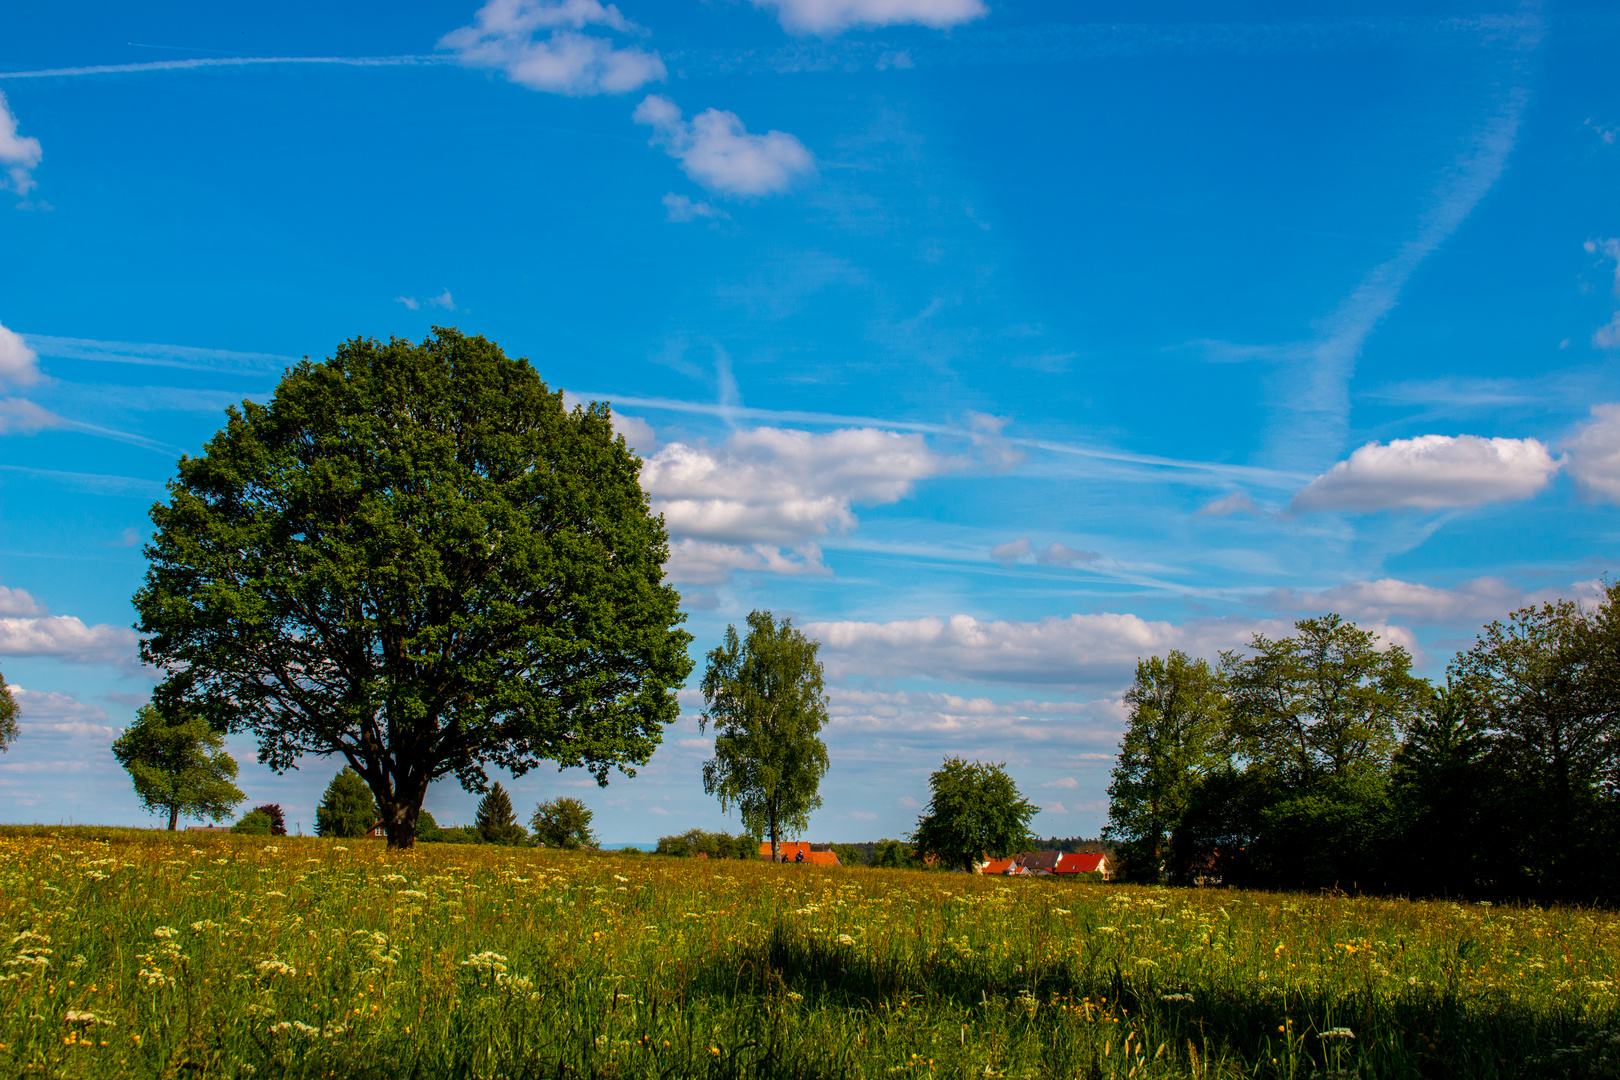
<box><xmin>685</xmin><ymin>924</ymin><xmax>1620</xmax><ymax>1080</ymax></box>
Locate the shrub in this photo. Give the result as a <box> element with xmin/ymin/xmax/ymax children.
<box><xmin>253</xmin><ymin>803</ymin><xmax>288</xmax><ymax>836</ymax></box>
<box><xmin>413</xmin><ymin>809</ymin><xmax>443</xmax><ymax>843</ymax></box>
<box><xmin>655</xmin><ymin>828</ymin><xmax>759</xmax><ymax>858</ymax></box>
<box><xmin>530</xmin><ymin>797</ymin><xmax>598</xmax><ymax>849</ymax></box>
<box><xmin>231</xmin><ymin>810</ymin><xmax>273</xmax><ymax>835</ymax></box>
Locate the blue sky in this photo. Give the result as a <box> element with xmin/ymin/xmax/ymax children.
<box><xmin>1</xmin><ymin>0</ymin><xmax>1618</xmax><ymax>843</ymax></box>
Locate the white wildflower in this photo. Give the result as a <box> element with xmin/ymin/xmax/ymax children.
<box><xmin>153</xmin><ymin>926</ymin><xmax>179</xmax><ymax>939</ymax></box>
<box><xmin>1321</xmin><ymin>1027</ymin><xmax>1355</xmax><ymax>1039</ymax></box>
<box><xmin>64</xmin><ymin>1010</ymin><xmax>115</xmax><ymax>1027</ymax></box>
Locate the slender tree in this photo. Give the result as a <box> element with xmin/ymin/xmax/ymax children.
<box><xmin>1104</xmin><ymin>651</ymin><xmax>1228</xmax><ymax>879</ymax></box>
<box><xmin>700</xmin><ymin>610</ymin><xmax>830</xmax><ymax>862</ymax></box>
<box><xmin>0</xmin><ymin>666</ymin><xmax>17</xmax><ymax>754</ymax></box>
<box><xmin>475</xmin><ymin>782</ymin><xmax>526</xmax><ymax>845</ymax></box>
<box><xmin>316</xmin><ymin>767</ymin><xmax>378</xmax><ymax>838</ymax></box>
<box><xmin>530</xmin><ymin>797</ymin><xmax>598</xmax><ymax>849</ymax></box>
<box><xmin>111</xmin><ymin>705</ymin><xmax>244</xmax><ymax>830</ymax></box>
<box><xmin>910</xmin><ymin>757</ymin><xmax>1038</xmax><ymax>872</ymax></box>
<box><xmin>135</xmin><ymin>329</ymin><xmax>693</xmax><ymax>848</ymax></box>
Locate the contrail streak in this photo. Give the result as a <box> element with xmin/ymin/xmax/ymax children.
<box><xmin>0</xmin><ymin>55</ymin><xmax>445</xmax><ymax>80</ymax></box>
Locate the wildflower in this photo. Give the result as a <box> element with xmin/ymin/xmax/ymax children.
<box><xmin>190</xmin><ymin>920</ymin><xmax>220</xmax><ymax>932</ymax></box>
<box><xmin>11</xmin><ymin>931</ymin><xmax>49</xmax><ymax>945</ymax></box>
<box><xmin>836</xmin><ymin>934</ymin><xmax>856</xmax><ymax>945</ymax></box>
<box><xmin>787</xmin><ymin>992</ymin><xmax>804</xmax><ymax>1001</ymax></box>
<box><xmin>64</xmin><ymin>1010</ymin><xmax>115</xmax><ymax>1027</ymax></box>
<box><xmin>399</xmin><ymin>889</ymin><xmax>427</xmax><ymax>899</ymax></box>
<box><xmin>152</xmin><ymin>927</ymin><xmax>179</xmax><ymax>939</ymax></box>
<box><xmin>1321</xmin><ymin>1028</ymin><xmax>1355</xmax><ymax>1039</ymax></box>
<box><xmin>1135</xmin><ymin>959</ymin><xmax>1158</xmax><ymax>967</ymax></box>
<box><xmin>67</xmin><ymin>955</ymin><xmax>86</xmax><ymax>969</ymax></box>
<box><xmin>459</xmin><ymin>951</ymin><xmax>509</xmax><ymax>975</ymax></box>
<box><xmin>1160</xmin><ymin>993</ymin><xmax>1194</xmax><ymax>1003</ymax></box>
<box><xmin>613</xmin><ymin>875</ymin><xmax>629</xmax><ymax>882</ymax></box>
<box><xmin>256</xmin><ymin>957</ymin><xmax>297</xmax><ymax>977</ymax></box>
<box><xmin>1054</xmin><ymin>908</ymin><xmax>1072</xmax><ymax>915</ymax></box>
<box><xmin>334</xmin><ymin>846</ymin><xmax>349</xmax><ymax>852</ymax></box>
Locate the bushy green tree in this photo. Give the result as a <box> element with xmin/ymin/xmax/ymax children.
<box><xmin>232</xmin><ymin>809</ymin><xmax>273</xmax><ymax>835</ymax></box>
<box><xmin>135</xmin><ymin>329</ymin><xmax>693</xmax><ymax>848</ymax></box>
<box><xmin>1105</xmin><ymin>651</ymin><xmax>1228</xmax><ymax>880</ymax></box>
<box><xmin>316</xmin><ymin>767</ymin><xmax>377</xmax><ymax>838</ymax></box>
<box><xmin>111</xmin><ymin>705</ymin><xmax>244</xmax><ymax>830</ymax></box>
<box><xmin>1222</xmin><ymin>615</ymin><xmax>1426</xmax><ymax>789</ymax></box>
<box><xmin>700</xmin><ymin>610</ymin><xmax>830</xmax><ymax>862</ymax></box>
<box><xmin>1390</xmin><ymin>682</ymin><xmax>1492</xmax><ymax>896</ymax></box>
<box><xmin>654</xmin><ymin>828</ymin><xmax>758</xmax><ymax>858</ymax></box>
<box><xmin>413</xmin><ymin>809</ymin><xmax>444</xmax><ymax>842</ymax></box>
<box><xmin>910</xmin><ymin>758</ymin><xmax>1038</xmax><ymax>872</ymax></box>
<box><xmin>0</xmin><ymin>666</ymin><xmax>17</xmax><ymax>754</ymax></box>
<box><xmin>475</xmin><ymin>782</ymin><xmax>527</xmax><ymax>845</ymax></box>
<box><xmin>530</xmin><ymin>797</ymin><xmax>598</xmax><ymax>849</ymax></box>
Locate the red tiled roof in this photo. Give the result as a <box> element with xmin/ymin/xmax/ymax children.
<box><xmin>760</xmin><ymin>841</ymin><xmax>840</xmax><ymax>866</ymax></box>
<box><xmin>1016</xmin><ymin>850</ymin><xmax>1062</xmax><ymax>872</ymax></box>
<box><xmin>1055</xmin><ymin>852</ymin><xmax>1109</xmax><ymax>874</ymax></box>
<box><xmin>978</xmin><ymin>857</ymin><xmax>1016</xmax><ymax>875</ymax></box>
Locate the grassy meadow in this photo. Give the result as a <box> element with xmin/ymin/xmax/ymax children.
<box><xmin>3</xmin><ymin>827</ymin><xmax>1618</xmax><ymax>1079</ymax></box>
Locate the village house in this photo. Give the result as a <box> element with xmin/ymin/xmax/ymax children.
<box><xmin>976</xmin><ymin>850</ymin><xmax>1113</xmax><ymax>880</ymax></box>
<box><xmin>759</xmin><ymin>841</ymin><xmax>841</xmax><ymax>865</ymax></box>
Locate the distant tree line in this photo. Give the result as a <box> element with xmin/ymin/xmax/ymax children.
<box><xmin>1105</xmin><ymin>587</ymin><xmax>1620</xmax><ymax>903</ymax></box>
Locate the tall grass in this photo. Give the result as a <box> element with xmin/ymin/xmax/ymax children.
<box><xmin>3</xmin><ymin>826</ymin><xmax>1617</xmax><ymax>1078</ymax></box>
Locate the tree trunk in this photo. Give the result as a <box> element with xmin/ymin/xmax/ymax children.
<box><xmin>769</xmin><ymin>810</ymin><xmax>780</xmax><ymax>863</ymax></box>
<box><xmin>382</xmin><ymin>798</ymin><xmax>420</xmax><ymax>850</ymax></box>
<box><xmin>168</xmin><ymin>805</ymin><xmax>179</xmax><ymax>831</ymax></box>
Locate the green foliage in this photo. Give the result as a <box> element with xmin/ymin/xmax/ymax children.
<box><xmin>0</xmin><ymin>665</ymin><xmax>16</xmax><ymax>754</ymax></box>
<box><xmin>700</xmin><ymin>610</ymin><xmax>830</xmax><ymax>861</ymax></box>
<box><xmin>830</xmin><ymin>843</ymin><xmax>864</xmax><ymax>867</ymax></box>
<box><xmin>654</xmin><ymin>828</ymin><xmax>759</xmax><ymax>858</ymax></box>
<box><xmin>530</xmin><ymin>797</ymin><xmax>598</xmax><ymax>849</ymax></box>
<box><xmin>1222</xmin><ymin>615</ymin><xmax>1426</xmax><ymax>789</ymax></box>
<box><xmin>1104</xmin><ymin>651</ymin><xmax>1227</xmax><ymax>880</ymax></box>
<box><xmin>252</xmin><ymin>803</ymin><xmax>287</xmax><ymax>836</ymax></box>
<box><xmin>110</xmin><ymin>705</ymin><xmax>244</xmax><ymax>830</ymax></box>
<box><xmin>231</xmin><ymin>810</ymin><xmax>273</xmax><ymax>835</ymax></box>
<box><xmin>475</xmin><ymin>782</ymin><xmax>527</xmax><ymax>846</ymax></box>
<box><xmin>413</xmin><ymin>809</ymin><xmax>443</xmax><ymax>843</ymax></box>
<box><xmin>134</xmin><ymin>328</ymin><xmax>694</xmax><ymax>847</ymax></box>
<box><xmin>432</xmin><ymin>826</ymin><xmax>483</xmax><ymax>845</ymax></box>
<box><xmin>910</xmin><ymin>757</ymin><xmax>1038</xmax><ymax>872</ymax></box>
<box><xmin>869</xmin><ymin>838</ymin><xmax>920</xmax><ymax>869</ymax></box>
<box><xmin>316</xmin><ymin>768</ymin><xmax>378</xmax><ymax>839</ymax></box>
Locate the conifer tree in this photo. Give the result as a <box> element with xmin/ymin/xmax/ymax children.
<box><xmin>316</xmin><ymin>768</ymin><xmax>377</xmax><ymax>838</ymax></box>
<box><xmin>475</xmin><ymin>782</ymin><xmax>527</xmax><ymax>845</ymax></box>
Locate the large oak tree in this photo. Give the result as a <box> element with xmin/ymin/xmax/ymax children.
<box><xmin>136</xmin><ymin>329</ymin><xmax>693</xmax><ymax>847</ymax></box>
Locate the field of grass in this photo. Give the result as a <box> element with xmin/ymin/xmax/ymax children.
<box><xmin>3</xmin><ymin>827</ymin><xmax>1618</xmax><ymax>1079</ymax></box>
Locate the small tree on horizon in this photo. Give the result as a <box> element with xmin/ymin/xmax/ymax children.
<box><xmin>475</xmin><ymin>782</ymin><xmax>527</xmax><ymax>845</ymax></box>
<box><xmin>910</xmin><ymin>757</ymin><xmax>1038</xmax><ymax>872</ymax></box>
<box><xmin>530</xmin><ymin>797</ymin><xmax>598</xmax><ymax>849</ymax></box>
<box><xmin>111</xmin><ymin>705</ymin><xmax>244</xmax><ymax>830</ymax></box>
<box><xmin>700</xmin><ymin>610</ymin><xmax>830</xmax><ymax>862</ymax></box>
<box><xmin>0</xmin><ymin>667</ymin><xmax>17</xmax><ymax>755</ymax></box>
<box><xmin>316</xmin><ymin>768</ymin><xmax>377</xmax><ymax>838</ymax></box>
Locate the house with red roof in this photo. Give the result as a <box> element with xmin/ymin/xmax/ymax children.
<box><xmin>976</xmin><ymin>857</ymin><xmax>1017</xmax><ymax>875</ymax></box>
<box><xmin>1054</xmin><ymin>852</ymin><xmax>1112</xmax><ymax>879</ymax></box>
<box><xmin>760</xmin><ymin>841</ymin><xmax>841</xmax><ymax>866</ymax></box>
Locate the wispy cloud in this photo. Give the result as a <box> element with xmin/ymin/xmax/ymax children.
<box><xmin>0</xmin><ymin>55</ymin><xmax>442</xmax><ymax>80</ymax></box>
<box><xmin>22</xmin><ymin>334</ymin><xmax>298</xmax><ymax>375</ymax></box>
<box><xmin>394</xmin><ymin>289</ymin><xmax>456</xmax><ymax>312</ymax></box>
<box><xmin>662</xmin><ymin>193</ymin><xmax>729</xmax><ymax>223</ymax></box>
<box><xmin>1257</xmin><ymin>31</ymin><xmax>1539</xmax><ymax>471</ymax></box>
<box><xmin>0</xmin><ymin>464</ymin><xmax>165</xmax><ymax>498</ymax></box>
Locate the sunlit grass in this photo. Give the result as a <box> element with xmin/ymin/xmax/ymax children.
<box><xmin>3</xmin><ymin>826</ymin><xmax>1617</xmax><ymax>1077</ymax></box>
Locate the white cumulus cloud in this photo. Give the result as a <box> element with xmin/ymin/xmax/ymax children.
<box><xmin>633</xmin><ymin>95</ymin><xmax>815</xmax><ymax>197</ymax></box>
<box><xmin>643</xmin><ymin>426</ymin><xmax>950</xmax><ymax>544</ymax></box>
<box><xmin>753</xmin><ymin>0</ymin><xmax>987</xmax><ymax>35</ymax></box>
<box><xmin>439</xmin><ymin>0</ymin><xmax>665</xmax><ymax>96</ymax></box>
<box><xmin>0</xmin><ymin>586</ymin><xmax>46</xmax><ymax>617</ymax></box>
<box><xmin>0</xmin><ymin>91</ymin><xmax>42</xmax><ymax>198</ymax></box>
<box><xmin>0</xmin><ymin>613</ymin><xmax>142</xmax><ymax>669</ymax></box>
<box><xmin>1566</xmin><ymin>403</ymin><xmax>1620</xmax><ymax>503</ymax></box>
<box><xmin>0</xmin><ymin>320</ymin><xmax>41</xmax><ymax>387</ymax></box>
<box><xmin>663</xmin><ymin>539</ymin><xmax>830</xmax><ymax>586</ymax></box>
<box><xmin>1291</xmin><ymin>434</ymin><xmax>1561</xmax><ymax>512</ymax></box>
